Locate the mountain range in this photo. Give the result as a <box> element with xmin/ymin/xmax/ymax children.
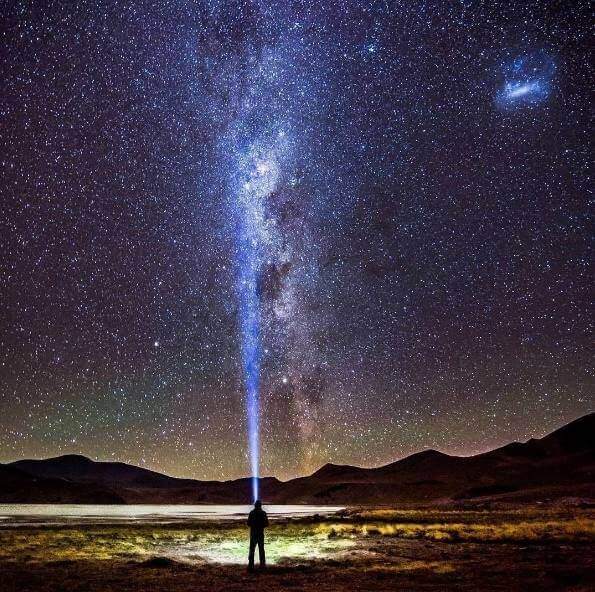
<box><xmin>2</xmin><ymin>412</ymin><xmax>593</xmax><ymax>505</ymax></box>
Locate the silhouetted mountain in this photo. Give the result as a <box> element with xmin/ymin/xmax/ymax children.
<box><xmin>309</xmin><ymin>463</ymin><xmax>370</xmax><ymax>481</ymax></box>
<box><xmin>278</xmin><ymin>413</ymin><xmax>595</xmax><ymax>504</ymax></box>
<box><xmin>3</xmin><ymin>413</ymin><xmax>593</xmax><ymax>505</ymax></box>
<box><xmin>6</xmin><ymin>455</ymin><xmax>285</xmax><ymax>504</ymax></box>
<box><xmin>0</xmin><ymin>463</ymin><xmax>125</xmax><ymax>504</ymax></box>
<box><xmin>535</xmin><ymin>412</ymin><xmax>593</xmax><ymax>454</ymax></box>
<box><xmin>11</xmin><ymin>454</ymin><xmax>197</xmax><ymax>489</ymax></box>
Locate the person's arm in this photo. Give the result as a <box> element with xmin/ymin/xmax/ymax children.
<box><xmin>247</xmin><ymin>511</ymin><xmax>253</xmax><ymax>527</ymax></box>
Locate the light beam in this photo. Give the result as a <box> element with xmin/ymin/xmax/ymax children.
<box><xmin>233</xmin><ymin>146</ymin><xmax>282</xmax><ymax>503</ymax></box>
<box><xmin>237</xmin><ymin>218</ymin><xmax>262</xmax><ymax>503</ymax></box>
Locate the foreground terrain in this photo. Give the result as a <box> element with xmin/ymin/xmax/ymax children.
<box><xmin>1</xmin><ymin>506</ymin><xmax>594</xmax><ymax>591</ymax></box>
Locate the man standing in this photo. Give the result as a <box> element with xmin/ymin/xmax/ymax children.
<box><xmin>247</xmin><ymin>500</ymin><xmax>268</xmax><ymax>571</ymax></box>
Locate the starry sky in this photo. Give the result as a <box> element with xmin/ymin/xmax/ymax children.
<box><xmin>1</xmin><ymin>0</ymin><xmax>592</xmax><ymax>482</ymax></box>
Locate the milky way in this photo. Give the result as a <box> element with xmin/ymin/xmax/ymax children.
<box><xmin>0</xmin><ymin>1</ymin><xmax>592</xmax><ymax>482</ymax></box>
<box><xmin>223</xmin><ymin>45</ymin><xmax>300</xmax><ymax>498</ymax></box>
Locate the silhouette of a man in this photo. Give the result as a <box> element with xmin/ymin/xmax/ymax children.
<box><xmin>247</xmin><ymin>500</ymin><xmax>268</xmax><ymax>571</ymax></box>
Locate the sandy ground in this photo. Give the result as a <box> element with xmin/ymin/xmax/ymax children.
<box><xmin>1</xmin><ymin>507</ymin><xmax>594</xmax><ymax>591</ymax></box>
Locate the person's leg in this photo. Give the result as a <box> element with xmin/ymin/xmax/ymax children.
<box><xmin>258</xmin><ymin>534</ymin><xmax>266</xmax><ymax>567</ymax></box>
<box><xmin>248</xmin><ymin>536</ymin><xmax>256</xmax><ymax>570</ymax></box>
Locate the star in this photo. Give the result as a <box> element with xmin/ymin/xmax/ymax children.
<box><xmin>0</xmin><ymin>0</ymin><xmax>590</xmax><ymax>483</ymax></box>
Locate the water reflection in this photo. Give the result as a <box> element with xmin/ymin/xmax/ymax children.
<box><xmin>0</xmin><ymin>504</ymin><xmax>344</xmax><ymax>525</ymax></box>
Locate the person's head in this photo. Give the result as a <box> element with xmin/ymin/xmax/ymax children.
<box><xmin>254</xmin><ymin>500</ymin><xmax>262</xmax><ymax>509</ymax></box>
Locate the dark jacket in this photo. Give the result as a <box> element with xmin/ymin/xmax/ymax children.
<box><xmin>247</xmin><ymin>508</ymin><xmax>269</xmax><ymax>533</ymax></box>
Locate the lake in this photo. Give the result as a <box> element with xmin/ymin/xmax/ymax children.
<box><xmin>0</xmin><ymin>504</ymin><xmax>344</xmax><ymax>525</ymax></box>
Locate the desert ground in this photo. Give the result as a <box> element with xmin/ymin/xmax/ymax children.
<box><xmin>1</xmin><ymin>505</ymin><xmax>594</xmax><ymax>592</ymax></box>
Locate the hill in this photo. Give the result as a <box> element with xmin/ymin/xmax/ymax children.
<box><xmin>3</xmin><ymin>412</ymin><xmax>593</xmax><ymax>505</ymax></box>
<box><xmin>277</xmin><ymin>413</ymin><xmax>595</xmax><ymax>504</ymax></box>
<box><xmin>0</xmin><ymin>463</ymin><xmax>125</xmax><ymax>504</ymax></box>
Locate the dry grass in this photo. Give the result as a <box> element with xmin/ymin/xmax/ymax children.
<box><xmin>317</xmin><ymin>507</ymin><xmax>595</xmax><ymax>543</ymax></box>
<box><xmin>320</xmin><ymin>516</ymin><xmax>595</xmax><ymax>543</ymax></box>
<box><xmin>1</xmin><ymin>507</ymin><xmax>593</xmax><ymax>564</ymax></box>
<box><xmin>1</xmin><ymin>508</ymin><xmax>594</xmax><ymax>592</ymax></box>
<box><xmin>0</xmin><ymin>523</ymin><xmax>351</xmax><ymax>564</ymax></box>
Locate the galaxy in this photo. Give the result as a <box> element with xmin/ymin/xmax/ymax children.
<box><xmin>0</xmin><ymin>1</ymin><xmax>592</xmax><ymax>483</ymax></box>
<box><xmin>496</xmin><ymin>52</ymin><xmax>556</xmax><ymax>109</ymax></box>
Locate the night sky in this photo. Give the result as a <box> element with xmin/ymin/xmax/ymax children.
<box><xmin>1</xmin><ymin>1</ymin><xmax>592</xmax><ymax>482</ymax></box>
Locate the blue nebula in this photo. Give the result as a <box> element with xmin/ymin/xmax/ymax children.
<box><xmin>496</xmin><ymin>52</ymin><xmax>555</xmax><ymax>109</ymax></box>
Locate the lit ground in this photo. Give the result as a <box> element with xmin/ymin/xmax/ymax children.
<box><xmin>1</xmin><ymin>507</ymin><xmax>594</xmax><ymax>591</ymax></box>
